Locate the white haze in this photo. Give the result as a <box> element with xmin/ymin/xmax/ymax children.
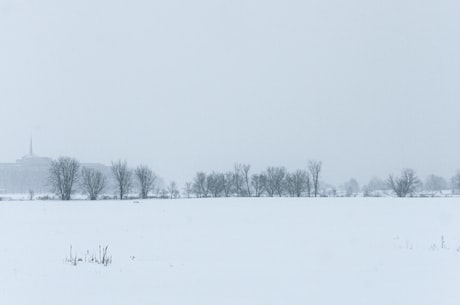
<box><xmin>0</xmin><ymin>0</ymin><xmax>459</xmax><ymax>186</ymax></box>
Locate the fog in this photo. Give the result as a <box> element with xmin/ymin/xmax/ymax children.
<box><xmin>1</xmin><ymin>0</ymin><xmax>459</xmax><ymax>186</ymax></box>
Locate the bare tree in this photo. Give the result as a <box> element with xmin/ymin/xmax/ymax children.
<box><xmin>167</xmin><ymin>181</ymin><xmax>179</xmax><ymax>199</ymax></box>
<box><xmin>305</xmin><ymin>173</ymin><xmax>312</xmax><ymax>197</ymax></box>
<box><xmin>183</xmin><ymin>182</ymin><xmax>193</xmax><ymax>198</ymax></box>
<box><xmin>387</xmin><ymin>168</ymin><xmax>420</xmax><ymax>197</ymax></box>
<box><xmin>264</xmin><ymin>167</ymin><xmax>286</xmax><ymax>197</ymax></box>
<box><xmin>48</xmin><ymin>157</ymin><xmax>80</xmax><ymax>200</ymax></box>
<box><xmin>135</xmin><ymin>165</ymin><xmax>157</xmax><ymax>199</ymax></box>
<box><xmin>263</xmin><ymin>168</ymin><xmax>276</xmax><ymax>197</ymax></box>
<box><xmin>158</xmin><ymin>188</ymin><xmax>169</xmax><ymax>199</ymax></box>
<box><xmin>424</xmin><ymin>174</ymin><xmax>447</xmax><ymax>192</ymax></box>
<box><xmin>28</xmin><ymin>189</ymin><xmax>35</xmax><ymax>201</ymax></box>
<box><xmin>343</xmin><ymin>178</ymin><xmax>360</xmax><ymax>197</ymax></box>
<box><xmin>308</xmin><ymin>160</ymin><xmax>322</xmax><ymax>197</ymax></box>
<box><xmin>111</xmin><ymin>160</ymin><xmax>133</xmax><ymax>200</ymax></box>
<box><xmin>233</xmin><ymin>164</ymin><xmax>244</xmax><ymax>196</ymax></box>
<box><xmin>192</xmin><ymin>172</ymin><xmax>208</xmax><ymax>198</ymax></box>
<box><xmin>366</xmin><ymin>177</ymin><xmax>387</xmax><ymax>192</ymax></box>
<box><xmin>207</xmin><ymin>172</ymin><xmax>224</xmax><ymax>197</ymax></box>
<box><xmin>286</xmin><ymin>169</ymin><xmax>308</xmax><ymax>197</ymax></box>
<box><xmin>251</xmin><ymin>173</ymin><xmax>266</xmax><ymax>197</ymax></box>
<box><xmin>285</xmin><ymin>173</ymin><xmax>296</xmax><ymax>197</ymax></box>
<box><xmin>80</xmin><ymin>167</ymin><xmax>106</xmax><ymax>200</ymax></box>
<box><xmin>241</xmin><ymin>164</ymin><xmax>251</xmax><ymax>197</ymax></box>
<box><xmin>362</xmin><ymin>177</ymin><xmax>387</xmax><ymax>197</ymax></box>
<box><xmin>222</xmin><ymin>171</ymin><xmax>234</xmax><ymax>197</ymax></box>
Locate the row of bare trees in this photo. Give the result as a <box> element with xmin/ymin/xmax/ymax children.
<box><xmin>48</xmin><ymin>157</ymin><xmax>159</xmax><ymax>200</ymax></box>
<box><xmin>186</xmin><ymin>161</ymin><xmax>323</xmax><ymax>198</ymax></box>
<box><xmin>348</xmin><ymin>171</ymin><xmax>460</xmax><ymax>198</ymax></box>
<box><xmin>371</xmin><ymin>169</ymin><xmax>460</xmax><ymax>197</ymax></box>
<box><xmin>47</xmin><ymin>156</ymin><xmax>460</xmax><ymax>200</ymax></box>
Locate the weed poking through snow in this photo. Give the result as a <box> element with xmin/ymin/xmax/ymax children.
<box><xmin>65</xmin><ymin>245</ymin><xmax>112</xmax><ymax>266</ymax></box>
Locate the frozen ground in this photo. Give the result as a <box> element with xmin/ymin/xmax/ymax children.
<box><xmin>1</xmin><ymin>197</ymin><xmax>460</xmax><ymax>305</ymax></box>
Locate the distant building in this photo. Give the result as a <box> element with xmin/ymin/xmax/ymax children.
<box><xmin>0</xmin><ymin>140</ymin><xmax>111</xmax><ymax>194</ymax></box>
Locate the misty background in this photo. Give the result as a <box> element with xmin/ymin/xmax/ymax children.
<box><xmin>1</xmin><ymin>0</ymin><xmax>459</xmax><ymax>186</ymax></box>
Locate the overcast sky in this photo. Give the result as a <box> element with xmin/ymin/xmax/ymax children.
<box><xmin>1</xmin><ymin>0</ymin><xmax>459</xmax><ymax>186</ymax></box>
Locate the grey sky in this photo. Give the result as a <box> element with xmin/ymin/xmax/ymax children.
<box><xmin>1</xmin><ymin>0</ymin><xmax>459</xmax><ymax>186</ymax></box>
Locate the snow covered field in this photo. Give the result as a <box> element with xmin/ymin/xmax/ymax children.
<box><xmin>1</xmin><ymin>197</ymin><xmax>460</xmax><ymax>305</ymax></box>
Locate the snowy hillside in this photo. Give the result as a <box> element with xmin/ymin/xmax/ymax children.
<box><xmin>1</xmin><ymin>197</ymin><xmax>460</xmax><ymax>305</ymax></box>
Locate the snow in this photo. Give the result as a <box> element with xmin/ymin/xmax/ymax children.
<box><xmin>1</xmin><ymin>197</ymin><xmax>460</xmax><ymax>305</ymax></box>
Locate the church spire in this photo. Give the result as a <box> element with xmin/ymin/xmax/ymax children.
<box><xmin>29</xmin><ymin>137</ymin><xmax>33</xmax><ymax>156</ymax></box>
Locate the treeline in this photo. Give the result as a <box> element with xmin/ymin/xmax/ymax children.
<box><xmin>48</xmin><ymin>158</ymin><xmax>160</xmax><ymax>201</ymax></box>
<box><xmin>184</xmin><ymin>161</ymin><xmax>322</xmax><ymax>198</ymax></box>
<box><xmin>45</xmin><ymin>156</ymin><xmax>460</xmax><ymax>200</ymax></box>
<box><xmin>46</xmin><ymin>157</ymin><xmax>323</xmax><ymax>200</ymax></box>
